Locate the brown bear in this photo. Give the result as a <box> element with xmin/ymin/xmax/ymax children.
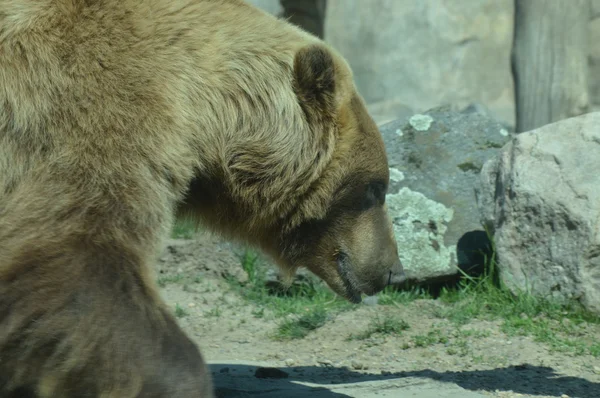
<box><xmin>0</xmin><ymin>0</ymin><xmax>405</xmax><ymax>397</ymax></box>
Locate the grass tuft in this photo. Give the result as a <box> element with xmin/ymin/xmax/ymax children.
<box><xmin>348</xmin><ymin>314</ymin><xmax>410</xmax><ymax>340</ymax></box>
<box><xmin>171</xmin><ymin>219</ymin><xmax>198</xmax><ymax>239</ymax></box>
<box><xmin>274</xmin><ymin>307</ymin><xmax>330</xmax><ymax>340</ymax></box>
<box><xmin>377</xmin><ymin>285</ymin><xmax>432</xmax><ymax>305</ymax></box>
<box><xmin>412</xmin><ymin>328</ymin><xmax>448</xmax><ymax>347</ymax></box>
<box><xmin>174</xmin><ymin>303</ymin><xmax>188</xmax><ymax>318</ymax></box>
<box><xmin>230</xmin><ymin>248</ymin><xmax>354</xmax><ymax>318</ymax></box>
<box><xmin>157</xmin><ymin>274</ymin><xmax>185</xmax><ymax>288</ymax></box>
<box><xmin>433</xmin><ymin>229</ymin><xmax>600</xmax><ymax>357</ymax></box>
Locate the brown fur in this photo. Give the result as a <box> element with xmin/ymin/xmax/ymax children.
<box><xmin>0</xmin><ymin>0</ymin><xmax>404</xmax><ymax>396</ymax></box>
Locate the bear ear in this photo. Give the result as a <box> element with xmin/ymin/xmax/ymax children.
<box><xmin>293</xmin><ymin>44</ymin><xmax>337</xmax><ymax>121</ymax></box>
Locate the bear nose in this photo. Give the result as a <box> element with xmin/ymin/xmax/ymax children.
<box><xmin>388</xmin><ymin>257</ymin><xmax>406</xmax><ymax>285</ymax></box>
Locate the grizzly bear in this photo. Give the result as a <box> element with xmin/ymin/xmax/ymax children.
<box><xmin>0</xmin><ymin>0</ymin><xmax>405</xmax><ymax>396</ymax></box>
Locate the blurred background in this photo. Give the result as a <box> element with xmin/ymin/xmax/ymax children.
<box><xmin>248</xmin><ymin>0</ymin><xmax>600</xmax><ymax>133</ymax></box>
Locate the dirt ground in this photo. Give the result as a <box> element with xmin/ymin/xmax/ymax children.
<box><xmin>155</xmin><ymin>232</ymin><xmax>600</xmax><ymax>398</ymax></box>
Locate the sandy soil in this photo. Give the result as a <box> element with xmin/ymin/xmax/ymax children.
<box><xmin>155</xmin><ymin>233</ymin><xmax>600</xmax><ymax>398</ymax></box>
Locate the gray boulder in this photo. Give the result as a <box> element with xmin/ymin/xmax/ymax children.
<box><xmin>382</xmin><ymin>106</ymin><xmax>513</xmax><ymax>284</ymax></box>
<box><xmin>324</xmin><ymin>0</ymin><xmax>516</xmax><ymax>129</ymax></box>
<box><xmin>476</xmin><ymin>112</ymin><xmax>600</xmax><ymax>315</ymax></box>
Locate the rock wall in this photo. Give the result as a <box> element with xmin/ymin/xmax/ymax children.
<box><xmin>246</xmin><ymin>0</ymin><xmax>600</xmax><ymax>128</ymax></box>
<box><xmin>324</xmin><ymin>0</ymin><xmax>516</xmax><ymax>129</ymax></box>
<box><xmin>591</xmin><ymin>0</ymin><xmax>600</xmax><ymax>111</ymax></box>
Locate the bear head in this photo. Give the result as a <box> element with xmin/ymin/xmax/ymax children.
<box><xmin>272</xmin><ymin>44</ymin><xmax>406</xmax><ymax>303</ymax></box>
<box><xmin>180</xmin><ymin>42</ymin><xmax>405</xmax><ymax>304</ymax></box>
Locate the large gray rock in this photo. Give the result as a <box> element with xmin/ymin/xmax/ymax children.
<box><xmin>476</xmin><ymin>112</ymin><xmax>600</xmax><ymax>315</ymax></box>
<box><xmin>382</xmin><ymin>106</ymin><xmax>513</xmax><ymax>283</ymax></box>
<box><xmin>324</xmin><ymin>0</ymin><xmax>516</xmax><ymax>129</ymax></box>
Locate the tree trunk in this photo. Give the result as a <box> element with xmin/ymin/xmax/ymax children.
<box><xmin>512</xmin><ymin>0</ymin><xmax>590</xmax><ymax>133</ymax></box>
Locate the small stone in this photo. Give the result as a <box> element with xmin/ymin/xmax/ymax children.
<box><xmin>318</xmin><ymin>359</ymin><xmax>333</xmax><ymax>367</ymax></box>
<box><xmin>499</xmin><ymin>128</ymin><xmax>509</xmax><ymax>136</ymax></box>
<box><xmin>395</xmin><ymin>128</ymin><xmax>404</xmax><ymax>137</ymax></box>
<box><xmin>593</xmin><ymin>366</ymin><xmax>600</xmax><ymax>374</ymax></box>
<box><xmin>188</xmin><ymin>303</ymin><xmax>196</xmax><ymax>308</ymax></box>
<box><xmin>561</xmin><ymin>394</ymin><xmax>570</xmax><ymax>398</ymax></box>
<box><xmin>284</xmin><ymin>358</ymin><xmax>295</xmax><ymax>367</ymax></box>
<box><xmin>351</xmin><ymin>360</ymin><xmax>364</xmax><ymax>370</ymax></box>
<box><xmin>362</xmin><ymin>296</ymin><xmax>379</xmax><ymax>306</ymax></box>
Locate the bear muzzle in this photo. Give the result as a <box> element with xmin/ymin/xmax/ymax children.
<box><xmin>387</xmin><ymin>257</ymin><xmax>406</xmax><ymax>286</ymax></box>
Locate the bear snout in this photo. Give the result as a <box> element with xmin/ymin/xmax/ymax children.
<box><xmin>387</xmin><ymin>257</ymin><xmax>406</xmax><ymax>285</ymax></box>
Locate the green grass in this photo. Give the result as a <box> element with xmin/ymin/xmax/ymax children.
<box><xmin>590</xmin><ymin>343</ymin><xmax>600</xmax><ymax>357</ymax></box>
<box><xmin>230</xmin><ymin>249</ymin><xmax>354</xmax><ymax>317</ymax></box>
<box><xmin>174</xmin><ymin>303</ymin><xmax>188</xmax><ymax>318</ymax></box>
<box><xmin>377</xmin><ymin>285</ymin><xmax>432</xmax><ymax>305</ymax></box>
<box><xmin>274</xmin><ymin>307</ymin><xmax>330</xmax><ymax>340</ymax></box>
<box><xmin>435</xmin><ymin>272</ymin><xmax>600</xmax><ymax>357</ymax></box>
<box><xmin>157</xmin><ymin>274</ymin><xmax>185</xmax><ymax>288</ymax></box>
<box><xmin>412</xmin><ymin>328</ymin><xmax>448</xmax><ymax>347</ymax></box>
<box><xmin>446</xmin><ymin>339</ymin><xmax>470</xmax><ymax>357</ymax></box>
<box><xmin>347</xmin><ymin>314</ymin><xmax>410</xmax><ymax>340</ymax></box>
<box><xmin>240</xmin><ymin>249</ymin><xmax>260</xmax><ymax>284</ymax></box>
<box><xmin>204</xmin><ymin>306</ymin><xmax>222</xmax><ymax>318</ymax></box>
<box><xmin>171</xmin><ymin>219</ymin><xmax>197</xmax><ymax>239</ymax></box>
<box><xmin>218</xmin><ymin>229</ymin><xmax>600</xmax><ymax>355</ymax></box>
<box><xmin>432</xmin><ymin>230</ymin><xmax>600</xmax><ymax>357</ymax></box>
<box><xmin>157</xmin><ymin>272</ymin><xmax>204</xmax><ymax>289</ymax></box>
<box><xmin>228</xmin><ymin>248</ymin><xmax>356</xmax><ymax>339</ymax></box>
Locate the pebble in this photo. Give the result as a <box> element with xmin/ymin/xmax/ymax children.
<box><xmin>284</xmin><ymin>358</ymin><xmax>295</xmax><ymax>367</ymax></box>
<box><xmin>362</xmin><ymin>296</ymin><xmax>379</xmax><ymax>306</ymax></box>
<box><xmin>593</xmin><ymin>366</ymin><xmax>600</xmax><ymax>374</ymax></box>
<box><xmin>351</xmin><ymin>360</ymin><xmax>369</xmax><ymax>370</ymax></box>
<box><xmin>351</xmin><ymin>360</ymin><xmax>363</xmax><ymax>370</ymax></box>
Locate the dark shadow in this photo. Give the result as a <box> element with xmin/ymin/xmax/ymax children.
<box><xmin>456</xmin><ymin>229</ymin><xmax>493</xmax><ymax>277</ymax></box>
<box><xmin>209</xmin><ymin>362</ymin><xmax>600</xmax><ymax>398</ymax></box>
<box><xmin>402</xmin><ymin>365</ymin><xmax>600</xmax><ymax>398</ymax></box>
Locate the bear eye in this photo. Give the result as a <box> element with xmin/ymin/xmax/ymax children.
<box><xmin>362</xmin><ymin>180</ymin><xmax>387</xmax><ymax>210</ymax></box>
